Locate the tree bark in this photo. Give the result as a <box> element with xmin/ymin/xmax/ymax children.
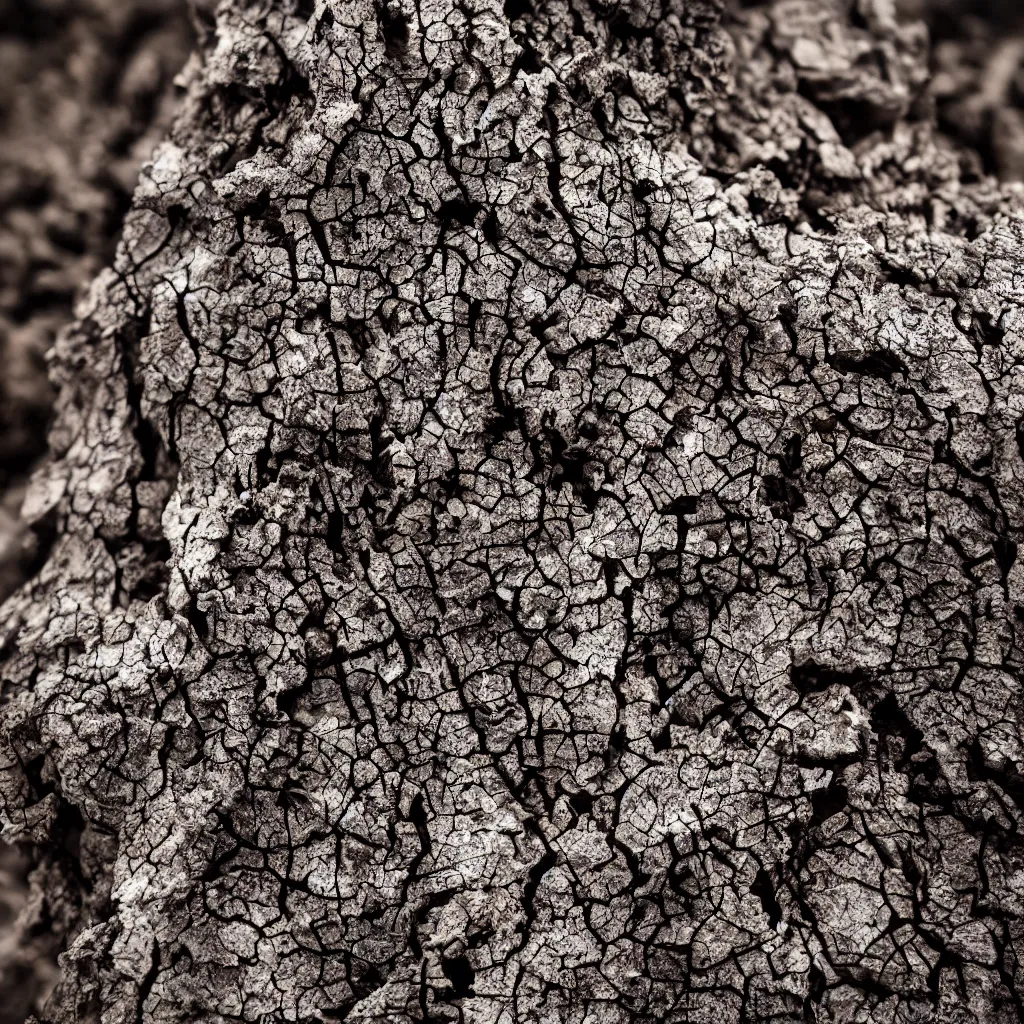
<box><xmin>4</xmin><ymin>0</ymin><xmax>1024</xmax><ymax>1021</ymax></box>
<box><xmin>0</xmin><ymin>2</ymin><xmax>194</xmax><ymax>1016</ymax></box>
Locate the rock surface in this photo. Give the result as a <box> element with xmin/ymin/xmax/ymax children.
<box><xmin>3</xmin><ymin>0</ymin><xmax>1024</xmax><ymax>1022</ymax></box>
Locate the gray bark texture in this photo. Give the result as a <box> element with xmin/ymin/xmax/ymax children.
<box><xmin>0</xmin><ymin>0</ymin><xmax>193</xmax><ymax>604</ymax></box>
<box><xmin>4</xmin><ymin>0</ymin><xmax>1024</xmax><ymax>1021</ymax></box>
<box><xmin>0</xmin><ymin>2</ymin><xmax>194</xmax><ymax>1015</ymax></box>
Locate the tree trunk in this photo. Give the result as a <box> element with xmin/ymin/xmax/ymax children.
<box><xmin>4</xmin><ymin>0</ymin><xmax>1024</xmax><ymax>1021</ymax></box>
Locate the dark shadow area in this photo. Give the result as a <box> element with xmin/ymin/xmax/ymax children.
<box><xmin>0</xmin><ymin>841</ymin><xmax>59</xmax><ymax>1023</ymax></box>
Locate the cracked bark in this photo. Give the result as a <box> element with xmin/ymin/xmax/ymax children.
<box><xmin>4</xmin><ymin>0</ymin><xmax>1024</xmax><ymax>1021</ymax></box>
<box><xmin>0</xmin><ymin>0</ymin><xmax>194</xmax><ymax>605</ymax></box>
<box><xmin>0</xmin><ymin>2</ymin><xmax>194</xmax><ymax>1016</ymax></box>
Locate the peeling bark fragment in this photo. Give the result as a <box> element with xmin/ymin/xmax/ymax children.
<box><xmin>4</xmin><ymin>1</ymin><xmax>1024</xmax><ymax>1023</ymax></box>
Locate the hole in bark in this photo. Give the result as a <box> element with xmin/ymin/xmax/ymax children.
<box><xmin>442</xmin><ymin>954</ymin><xmax>475</xmax><ymax>998</ymax></box>
<box><xmin>277</xmin><ymin>679</ymin><xmax>311</xmax><ymax>716</ymax></box>
<box><xmin>438</xmin><ymin>197</ymin><xmax>483</xmax><ymax>227</ymax></box>
<box><xmin>826</xmin><ymin>348</ymin><xmax>909</xmax><ymax>380</ymax></box>
<box><xmin>52</xmin><ymin>801</ymin><xmax>85</xmax><ymax>870</ymax></box>
<box><xmin>378</xmin><ymin>6</ymin><xmax>410</xmax><ymax>59</ymax></box>
<box><xmin>750</xmin><ymin>866</ymin><xmax>782</xmax><ymax>928</ymax></box>
<box><xmin>796</xmin><ymin>80</ymin><xmax>895</xmax><ymax>147</ymax></box>
<box><xmin>995</xmin><ymin>538</ymin><xmax>1018</xmax><ymax>576</ymax></box>
<box><xmin>255</xmin><ymin>446</ymin><xmax>281</xmax><ymax>486</ymax></box>
<box><xmin>503</xmin><ymin>0</ymin><xmax>533</xmax><ymax>21</ymax></box>
<box><xmin>780</xmin><ymin>433</ymin><xmax>803</xmax><ymax>475</ymax></box>
<box><xmin>808</xmin><ymin>776</ymin><xmax>848</xmax><ymax>825</ymax></box>
<box><xmin>187</xmin><ymin>601</ymin><xmax>210</xmax><ymax>641</ymax></box>
<box><xmin>24</xmin><ymin>755</ymin><xmax>53</xmax><ymax>800</ymax></box>
<box><xmin>762</xmin><ymin>474</ymin><xmax>804</xmax><ymax>521</ymax></box>
<box><xmin>607</xmin><ymin>12</ymin><xmax>649</xmax><ymax>43</ymax></box>
<box><xmin>789</xmin><ymin>661</ymin><xmax>869</xmax><ymax>695</ymax></box>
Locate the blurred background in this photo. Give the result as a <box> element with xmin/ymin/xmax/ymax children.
<box><xmin>0</xmin><ymin>0</ymin><xmax>193</xmax><ymax>605</ymax></box>
<box><xmin>0</xmin><ymin>0</ymin><xmax>1020</xmax><ymax>1019</ymax></box>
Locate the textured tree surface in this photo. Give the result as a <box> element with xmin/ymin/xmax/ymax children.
<box><xmin>0</xmin><ymin>2</ymin><xmax>193</xmax><ymax>1015</ymax></box>
<box><xmin>5</xmin><ymin>0</ymin><xmax>1024</xmax><ymax>1021</ymax></box>
<box><xmin>0</xmin><ymin>0</ymin><xmax>193</xmax><ymax>603</ymax></box>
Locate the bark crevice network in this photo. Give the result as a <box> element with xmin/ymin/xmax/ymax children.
<box><xmin>3</xmin><ymin>0</ymin><xmax>1024</xmax><ymax>1022</ymax></box>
